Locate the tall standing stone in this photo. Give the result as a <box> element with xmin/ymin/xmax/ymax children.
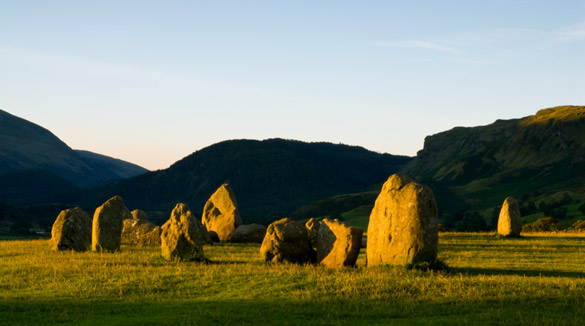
<box><xmin>49</xmin><ymin>207</ymin><xmax>91</xmax><ymax>251</ymax></box>
<box><xmin>202</xmin><ymin>184</ymin><xmax>242</xmax><ymax>241</ymax></box>
<box><xmin>497</xmin><ymin>197</ymin><xmax>522</xmax><ymax>237</ymax></box>
<box><xmin>92</xmin><ymin>196</ymin><xmax>130</xmax><ymax>252</ymax></box>
<box><xmin>316</xmin><ymin>219</ymin><xmax>362</xmax><ymax>268</ymax></box>
<box><xmin>260</xmin><ymin>218</ymin><xmax>315</xmax><ymax>264</ymax></box>
<box><xmin>160</xmin><ymin>203</ymin><xmax>206</xmax><ymax>261</ymax></box>
<box><xmin>367</xmin><ymin>174</ymin><xmax>439</xmax><ymax>266</ymax></box>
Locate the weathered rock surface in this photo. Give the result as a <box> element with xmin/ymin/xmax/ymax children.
<box><xmin>121</xmin><ymin>219</ymin><xmax>161</xmax><ymax>246</ymax></box>
<box><xmin>160</xmin><ymin>203</ymin><xmax>206</xmax><ymax>261</ymax></box>
<box><xmin>49</xmin><ymin>207</ymin><xmax>91</xmax><ymax>251</ymax></box>
<box><xmin>92</xmin><ymin>196</ymin><xmax>131</xmax><ymax>252</ymax></box>
<box><xmin>260</xmin><ymin>218</ymin><xmax>315</xmax><ymax>264</ymax></box>
<box><xmin>497</xmin><ymin>196</ymin><xmax>522</xmax><ymax>237</ymax></box>
<box><xmin>305</xmin><ymin>217</ymin><xmax>319</xmax><ymax>245</ymax></box>
<box><xmin>131</xmin><ymin>209</ymin><xmax>149</xmax><ymax>222</ymax></box>
<box><xmin>227</xmin><ymin>224</ymin><xmax>267</xmax><ymax>243</ymax></box>
<box><xmin>202</xmin><ymin>184</ymin><xmax>242</xmax><ymax>241</ymax></box>
<box><xmin>366</xmin><ymin>174</ymin><xmax>439</xmax><ymax>266</ymax></box>
<box><xmin>316</xmin><ymin>219</ymin><xmax>362</xmax><ymax>267</ymax></box>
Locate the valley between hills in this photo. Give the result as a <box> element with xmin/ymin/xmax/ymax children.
<box><xmin>1</xmin><ymin>105</ymin><xmax>585</xmax><ymax>235</ymax></box>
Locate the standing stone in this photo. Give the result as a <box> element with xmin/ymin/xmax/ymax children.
<box><xmin>227</xmin><ymin>224</ymin><xmax>267</xmax><ymax>243</ymax></box>
<box><xmin>160</xmin><ymin>203</ymin><xmax>206</xmax><ymax>261</ymax></box>
<box><xmin>202</xmin><ymin>184</ymin><xmax>242</xmax><ymax>241</ymax></box>
<box><xmin>49</xmin><ymin>207</ymin><xmax>91</xmax><ymax>251</ymax></box>
<box><xmin>497</xmin><ymin>197</ymin><xmax>522</xmax><ymax>237</ymax></box>
<box><xmin>260</xmin><ymin>218</ymin><xmax>315</xmax><ymax>264</ymax></box>
<box><xmin>305</xmin><ymin>217</ymin><xmax>320</xmax><ymax>246</ymax></box>
<box><xmin>316</xmin><ymin>219</ymin><xmax>362</xmax><ymax>267</ymax></box>
<box><xmin>121</xmin><ymin>218</ymin><xmax>161</xmax><ymax>246</ymax></box>
<box><xmin>92</xmin><ymin>196</ymin><xmax>131</xmax><ymax>252</ymax></box>
<box><xmin>131</xmin><ymin>209</ymin><xmax>149</xmax><ymax>222</ymax></box>
<box><xmin>366</xmin><ymin>174</ymin><xmax>439</xmax><ymax>266</ymax></box>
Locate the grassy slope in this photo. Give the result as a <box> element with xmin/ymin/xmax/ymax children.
<box><xmin>2</xmin><ymin>234</ymin><xmax>585</xmax><ymax>325</ymax></box>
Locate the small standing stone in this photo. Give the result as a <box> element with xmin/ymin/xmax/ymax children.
<box><xmin>92</xmin><ymin>196</ymin><xmax>131</xmax><ymax>252</ymax></box>
<box><xmin>316</xmin><ymin>219</ymin><xmax>362</xmax><ymax>267</ymax></box>
<box><xmin>131</xmin><ymin>209</ymin><xmax>149</xmax><ymax>222</ymax></box>
<box><xmin>497</xmin><ymin>197</ymin><xmax>522</xmax><ymax>237</ymax></box>
<box><xmin>260</xmin><ymin>218</ymin><xmax>315</xmax><ymax>264</ymax></box>
<box><xmin>121</xmin><ymin>218</ymin><xmax>161</xmax><ymax>246</ymax></box>
<box><xmin>160</xmin><ymin>203</ymin><xmax>206</xmax><ymax>261</ymax></box>
<box><xmin>49</xmin><ymin>207</ymin><xmax>91</xmax><ymax>251</ymax></box>
<box><xmin>227</xmin><ymin>224</ymin><xmax>267</xmax><ymax>243</ymax></box>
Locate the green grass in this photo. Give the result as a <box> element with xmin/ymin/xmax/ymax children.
<box><xmin>340</xmin><ymin>205</ymin><xmax>372</xmax><ymax>230</ymax></box>
<box><xmin>2</xmin><ymin>233</ymin><xmax>585</xmax><ymax>325</ymax></box>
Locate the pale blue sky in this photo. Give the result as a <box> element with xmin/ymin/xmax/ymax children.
<box><xmin>1</xmin><ymin>1</ymin><xmax>584</xmax><ymax>170</ymax></box>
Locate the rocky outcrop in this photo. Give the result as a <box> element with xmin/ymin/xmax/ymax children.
<box><xmin>227</xmin><ymin>224</ymin><xmax>266</xmax><ymax>243</ymax></box>
<box><xmin>160</xmin><ymin>203</ymin><xmax>206</xmax><ymax>261</ymax></box>
<box><xmin>260</xmin><ymin>218</ymin><xmax>315</xmax><ymax>264</ymax></box>
<box><xmin>92</xmin><ymin>196</ymin><xmax>131</xmax><ymax>252</ymax></box>
<box><xmin>497</xmin><ymin>197</ymin><xmax>522</xmax><ymax>237</ymax></box>
<box><xmin>121</xmin><ymin>219</ymin><xmax>161</xmax><ymax>246</ymax></box>
<box><xmin>316</xmin><ymin>219</ymin><xmax>362</xmax><ymax>267</ymax></box>
<box><xmin>202</xmin><ymin>184</ymin><xmax>242</xmax><ymax>241</ymax></box>
<box><xmin>366</xmin><ymin>174</ymin><xmax>438</xmax><ymax>266</ymax></box>
<box><xmin>49</xmin><ymin>207</ymin><xmax>91</xmax><ymax>251</ymax></box>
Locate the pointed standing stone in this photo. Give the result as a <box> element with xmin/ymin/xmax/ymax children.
<box><xmin>202</xmin><ymin>184</ymin><xmax>242</xmax><ymax>241</ymax></box>
<box><xmin>49</xmin><ymin>207</ymin><xmax>91</xmax><ymax>251</ymax></box>
<box><xmin>497</xmin><ymin>197</ymin><xmax>522</xmax><ymax>237</ymax></box>
<box><xmin>92</xmin><ymin>196</ymin><xmax>130</xmax><ymax>252</ymax></box>
<box><xmin>366</xmin><ymin>174</ymin><xmax>438</xmax><ymax>266</ymax></box>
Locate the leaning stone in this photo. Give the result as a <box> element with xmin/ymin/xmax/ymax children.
<box><xmin>366</xmin><ymin>174</ymin><xmax>439</xmax><ymax>266</ymax></box>
<box><xmin>160</xmin><ymin>203</ymin><xmax>206</xmax><ymax>261</ymax></box>
<box><xmin>497</xmin><ymin>197</ymin><xmax>522</xmax><ymax>237</ymax></box>
<box><xmin>260</xmin><ymin>218</ymin><xmax>315</xmax><ymax>264</ymax></box>
<box><xmin>92</xmin><ymin>196</ymin><xmax>131</xmax><ymax>252</ymax></box>
<box><xmin>316</xmin><ymin>219</ymin><xmax>362</xmax><ymax>267</ymax></box>
<box><xmin>227</xmin><ymin>224</ymin><xmax>267</xmax><ymax>243</ymax></box>
<box><xmin>49</xmin><ymin>207</ymin><xmax>91</xmax><ymax>251</ymax></box>
<box><xmin>202</xmin><ymin>184</ymin><xmax>243</xmax><ymax>241</ymax></box>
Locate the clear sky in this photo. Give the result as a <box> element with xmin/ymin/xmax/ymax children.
<box><xmin>1</xmin><ymin>1</ymin><xmax>584</xmax><ymax>170</ymax></box>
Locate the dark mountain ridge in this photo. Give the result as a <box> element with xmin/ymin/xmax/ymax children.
<box><xmin>0</xmin><ymin>109</ymin><xmax>148</xmax><ymax>203</ymax></box>
<box><xmin>71</xmin><ymin>138</ymin><xmax>412</xmax><ymax>225</ymax></box>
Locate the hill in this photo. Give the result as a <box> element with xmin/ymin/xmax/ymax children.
<box><xmin>0</xmin><ymin>109</ymin><xmax>148</xmax><ymax>202</ymax></box>
<box><xmin>404</xmin><ymin>105</ymin><xmax>585</xmax><ymax>229</ymax></box>
<box><xmin>70</xmin><ymin>139</ymin><xmax>412</xmax><ymax>225</ymax></box>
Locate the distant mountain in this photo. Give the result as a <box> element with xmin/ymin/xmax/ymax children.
<box><xmin>71</xmin><ymin>139</ymin><xmax>412</xmax><ymax>225</ymax></box>
<box><xmin>404</xmin><ymin>105</ymin><xmax>585</xmax><ymax>229</ymax></box>
<box><xmin>0</xmin><ymin>109</ymin><xmax>148</xmax><ymax>204</ymax></box>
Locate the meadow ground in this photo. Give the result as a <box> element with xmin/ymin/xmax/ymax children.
<box><xmin>1</xmin><ymin>233</ymin><xmax>585</xmax><ymax>325</ymax></box>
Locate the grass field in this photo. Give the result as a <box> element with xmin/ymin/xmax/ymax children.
<box><xmin>2</xmin><ymin>233</ymin><xmax>585</xmax><ymax>325</ymax></box>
